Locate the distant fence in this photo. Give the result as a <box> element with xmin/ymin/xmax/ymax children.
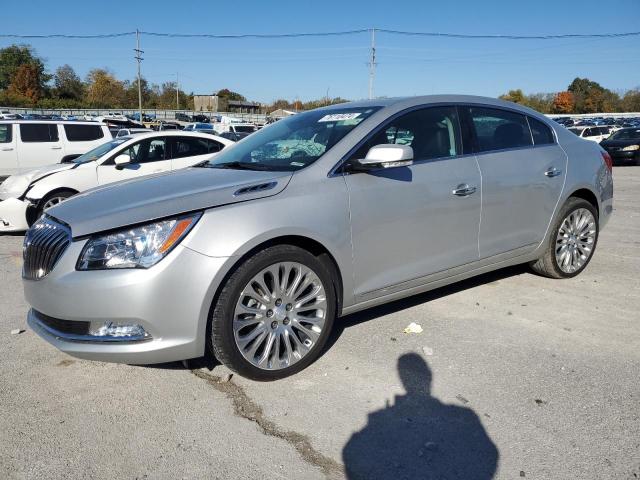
<box><xmin>0</xmin><ymin>107</ymin><xmax>272</xmax><ymax>123</ymax></box>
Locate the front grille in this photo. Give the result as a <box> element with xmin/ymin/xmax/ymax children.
<box><xmin>35</xmin><ymin>310</ymin><xmax>90</xmax><ymax>335</ymax></box>
<box><xmin>23</xmin><ymin>216</ymin><xmax>71</xmax><ymax>280</ymax></box>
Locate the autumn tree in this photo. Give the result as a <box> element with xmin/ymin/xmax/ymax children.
<box><xmin>621</xmin><ymin>89</ymin><xmax>640</xmax><ymax>112</ymax></box>
<box><xmin>53</xmin><ymin>64</ymin><xmax>84</xmax><ymax>101</ymax></box>
<box><xmin>0</xmin><ymin>44</ymin><xmax>48</xmax><ymax>90</ymax></box>
<box><xmin>568</xmin><ymin>77</ymin><xmax>620</xmax><ymax>113</ymax></box>
<box><xmin>552</xmin><ymin>91</ymin><xmax>575</xmax><ymax>114</ymax></box>
<box><xmin>217</xmin><ymin>88</ymin><xmax>246</xmax><ymax>101</ymax></box>
<box><xmin>499</xmin><ymin>89</ymin><xmax>526</xmax><ymax>104</ymax></box>
<box><xmin>84</xmin><ymin>69</ymin><xmax>125</xmax><ymax>108</ymax></box>
<box><xmin>7</xmin><ymin>64</ymin><xmax>44</xmax><ymax>104</ymax></box>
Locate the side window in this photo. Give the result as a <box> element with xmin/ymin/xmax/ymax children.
<box><xmin>349</xmin><ymin>106</ymin><xmax>462</xmax><ymax>162</ymax></box>
<box><xmin>64</xmin><ymin>124</ymin><xmax>104</xmax><ymax>141</ymax></box>
<box><xmin>584</xmin><ymin>128</ymin><xmax>596</xmax><ymax>137</ymax></box>
<box><xmin>20</xmin><ymin>123</ymin><xmax>59</xmax><ymax>142</ymax></box>
<box><xmin>528</xmin><ymin>117</ymin><xmax>554</xmax><ymax>145</ymax></box>
<box><xmin>116</xmin><ymin>138</ymin><xmax>167</xmax><ymax>164</ymax></box>
<box><xmin>469</xmin><ymin>107</ymin><xmax>532</xmax><ymax>152</ymax></box>
<box><xmin>171</xmin><ymin>136</ymin><xmax>210</xmax><ymax>159</ymax></box>
<box><xmin>0</xmin><ymin>124</ymin><xmax>11</xmax><ymax>143</ymax></box>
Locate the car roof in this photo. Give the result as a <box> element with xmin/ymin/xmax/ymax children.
<box><xmin>0</xmin><ymin>119</ymin><xmax>107</xmax><ymax>125</ymax></box>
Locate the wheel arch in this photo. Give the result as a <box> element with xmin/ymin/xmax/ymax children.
<box><xmin>567</xmin><ymin>187</ymin><xmax>600</xmax><ymax>218</ymax></box>
<box><xmin>26</xmin><ymin>187</ymin><xmax>80</xmax><ymax>226</ymax></box>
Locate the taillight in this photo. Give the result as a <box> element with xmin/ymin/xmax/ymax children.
<box><xmin>600</xmin><ymin>150</ymin><xmax>613</xmax><ymax>173</ymax></box>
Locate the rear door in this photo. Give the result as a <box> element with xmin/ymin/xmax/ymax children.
<box><xmin>96</xmin><ymin>136</ymin><xmax>172</xmax><ymax>184</ymax></box>
<box><xmin>466</xmin><ymin>106</ymin><xmax>566</xmax><ymax>258</ymax></box>
<box><xmin>344</xmin><ymin>105</ymin><xmax>481</xmax><ymax>296</ymax></box>
<box><xmin>17</xmin><ymin>123</ymin><xmax>64</xmax><ymax>170</ymax></box>
<box><xmin>169</xmin><ymin>136</ymin><xmax>225</xmax><ymax>170</ymax></box>
<box><xmin>0</xmin><ymin>123</ymin><xmax>19</xmax><ymax>178</ymax></box>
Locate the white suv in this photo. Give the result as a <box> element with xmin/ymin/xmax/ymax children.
<box><xmin>0</xmin><ymin>121</ymin><xmax>111</xmax><ymax>178</ymax></box>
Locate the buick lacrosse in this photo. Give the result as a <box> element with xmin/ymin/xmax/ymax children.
<box><xmin>23</xmin><ymin>95</ymin><xmax>613</xmax><ymax>380</ymax></box>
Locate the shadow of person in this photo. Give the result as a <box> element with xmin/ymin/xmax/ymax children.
<box><xmin>342</xmin><ymin>353</ymin><xmax>498</xmax><ymax>480</ymax></box>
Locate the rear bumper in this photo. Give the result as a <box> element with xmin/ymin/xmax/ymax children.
<box><xmin>0</xmin><ymin>198</ymin><xmax>30</xmax><ymax>232</ymax></box>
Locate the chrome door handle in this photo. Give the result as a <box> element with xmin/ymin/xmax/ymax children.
<box><xmin>544</xmin><ymin>167</ymin><xmax>562</xmax><ymax>177</ymax></box>
<box><xmin>1</xmin><ymin>147</ymin><xmax>13</xmax><ymax>151</ymax></box>
<box><xmin>452</xmin><ymin>184</ymin><xmax>477</xmax><ymax>196</ymax></box>
<box><xmin>50</xmin><ymin>146</ymin><xmax>62</xmax><ymax>150</ymax></box>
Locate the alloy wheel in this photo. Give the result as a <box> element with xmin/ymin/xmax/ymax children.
<box><xmin>555</xmin><ymin>208</ymin><xmax>597</xmax><ymax>274</ymax></box>
<box><xmin>233</xmin><ymin>261</ymin><xmax>327</xmax><ymax>370</ymax></box>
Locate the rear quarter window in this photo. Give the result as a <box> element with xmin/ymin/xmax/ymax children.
<box><xmin>528</xmin><ymin>117</ymin><xmax>554</xmax><ymax>145</ymax></box>
<box><xmin>20</xmin><ymin>123</ymin><xmax>59</xmax><ymax>142</ymax></box>
<box><xmin>64</xmin><ymin>124</ymin><xmax>105</xmax><ymax>141</ymax></box>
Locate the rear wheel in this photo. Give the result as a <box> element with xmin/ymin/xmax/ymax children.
<box><xmin>209</xmin><ymin>245</ymin><xmax>337</xmax><ymax>381</ymax></box>
<box><xmin>530</xmin><ymin>197</ymin><xmax>598</xmax><ymax>278</ymax></box>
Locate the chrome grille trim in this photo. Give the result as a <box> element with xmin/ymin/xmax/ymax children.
<box><xmin>23</xmin><ymin>216</ymin><xmax>71</xmax><ymax>280</ymax></box>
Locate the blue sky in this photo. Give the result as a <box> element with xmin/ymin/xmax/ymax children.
<box><xmin>3</xmin><ymin>0</ymin><xmax>639</xmax><ymax>103</ymax></box>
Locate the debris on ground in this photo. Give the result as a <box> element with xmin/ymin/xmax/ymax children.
<box><xmin>10</xmin><ymin>329</ymin><xmax>25</xmax><ymax>335</ymax></box>
<box><xmin>456</xmin><ymin>394</ymin><xmax>469</xmax><ymax>404</ymax></box>
<box><xmin>403</xmin><ymin>322</ymin><xmax>423</xmax><ymax>334</ymax></box>
<box><xmin>220</xmin><ymin>373</ymin><xmax>233</xmax><ymax>383</ymax></box>
<box><xmin>422</xmin><ymin>346</ymin><xmax>433</xmax><ymax>356</ymax></box>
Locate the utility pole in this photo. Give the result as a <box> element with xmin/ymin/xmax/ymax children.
<box><xmin>368</xmin><ymin>28</ymin><xmax>376</xmax><ymax>100</ymax></box>
<box><xmin>134</xmin><ymin>29</ymin><xmax>144</xmax><ymax>123</ymax></box>
<box><xmin>175</xmin><ymin>73</ymin><xmax>179</xmax><ymax>110</ymax></box>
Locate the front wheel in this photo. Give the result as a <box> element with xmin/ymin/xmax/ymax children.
<box><xmin>35</xmin><ymin>189</ymin><xmax>76</xmax><ymax>221</ymax></box>
<box><xmin>209</xmin><ymin>245</ymin><xmax>337</xmax><ymax>381</ymax></box>
<box><xmin>530</xmin><ymin>197</ymin><xmax>599</xmax><ymax>278</ymax></box>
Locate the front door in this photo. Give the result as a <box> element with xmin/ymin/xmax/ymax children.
<box><xmin>17</xmin><ymin>123</ymin><xmax>65</xmax><ymax>171</ymax></box>
<box><xmin>467</xmin><ymin>106</ymin><xmax>566</xmax><ymax>258</ymax></box>
<box><xmin>344</xmin><ymin>106</ymin><xmax>481</xmax><ymax>297</ymax></box>
<box><xmin>97</xmin><ymin>137</ymin><xmax>172</xmax><ymax>184</ymax></box>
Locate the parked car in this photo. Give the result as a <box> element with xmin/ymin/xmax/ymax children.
<box><xmin>0</xmin><ymin>110</ymin><xmax>20</xmax><ymax>120</ymax></box>
<box><xmin>183</xmin><ymin>122</ymin><xmax>214</xmax><ymax>132</ymax></box>
<box><xmin>115</xmin><ymin>128</ymin><xmax>150</xmax><ymax>138</ymax></box>
<box><xmin>175</xmin><ymin>113</ymin><xmax>193</xmax><ymax>122</ymax></box>
<box><xmin>193</xmin><ymin>114</ymin><xmax>210</xmax><ymax>123</ymax></box>
<box><xmin>0</xmin><ymin>120</ymin><xmax>111</xmax><ymax>177</ymax></box>
<box><xmin>215</xmin><ymin>131</ymin><xmax>252</xmax><ymax>142</ymax></box>
<box><xmin>213</xmin><ymin>122</ymin><xmax>257</xmax><ymax>135</ymax></box>
<box><xmin>600</xmin><ymin>127</ymin><xmax>640</xmax><ymax>165</ymax></box>
<box><xmin>567</xmin><ymin>126</ymin><xmax>609</xmax><ymax>143</ymax></box>
<box><xmin>0</xmin><ymin>131</ymin><xmax>232</xmax><ymax>231</ymax></box>
<box><xmin>21</xmin><ymin>95</ymin><xmax>613</xmax><ymax>380</ymax></box>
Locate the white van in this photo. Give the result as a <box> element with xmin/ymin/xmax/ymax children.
<box><xmin>0</xmin><ymin>121</ymin><xmax>111</xmax><ymax>178</ymax></box>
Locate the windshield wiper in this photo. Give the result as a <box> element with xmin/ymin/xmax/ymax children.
<box><xmin>209</xmin><ymin>161</ymin><xmax>274</xmax><ymax>171</ymax></box>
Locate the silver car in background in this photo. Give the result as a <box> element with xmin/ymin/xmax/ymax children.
<box><xmin>22</xmin><ymin>95</ymin><xmax>613</xmax><ymax>380</ymax></box>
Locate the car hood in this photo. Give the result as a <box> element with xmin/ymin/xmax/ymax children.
<box><xmin>0</xmin><ymin>163</ymin><xmax>75</xmax><ymax>199</ymax></box>
<box><xmin>47</xmin><ymin>167</ymin><xmax>294</xmax><ymax>237</ymax></box>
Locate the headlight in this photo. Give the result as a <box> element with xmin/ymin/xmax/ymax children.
<box><xmin>622</xmin><ymin>144</ymin><xmax>639</xmax><ymax>151</ymax></box>
<box><xmin>77</xmin><ymin>213</ymin><xmax>201</xmax><ymax>270</ymax></box>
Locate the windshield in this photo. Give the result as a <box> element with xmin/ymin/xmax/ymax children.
<box><xmin>608</xmin><ymin>128</ymin><xmax>640</xmax><ymax>141</ymax></box>
<box><xmin>204</xmin><ymin>106</ymin><xmax>381</xmax><ymax>171</ymax></box>
<box><xmin>568</xmin><ymin>128</ymin><xmax>581</xmax><ymax>135</ymax></box>
<box><xmin>71</xmin><ymin>138</ymin><xmax>129</xmax><ymax>163</ymax></box>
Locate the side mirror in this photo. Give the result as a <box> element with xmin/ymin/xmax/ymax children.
<box><xmin>114</xmin><ymin>154</ymin><xmax>131</xmax><ymax>168</ymax></box>
<box><xmin>354</xmin><ymin>144</ymin><xmax>414</xmax><ymax>171</ymax></box>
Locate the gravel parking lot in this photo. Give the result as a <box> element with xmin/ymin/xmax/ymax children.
<box><xmin>1</xmin><ymin>167</ymin><xmax>638</xmax><ymax>480</ymax></box>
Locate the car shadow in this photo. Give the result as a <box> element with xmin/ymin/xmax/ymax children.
<box><xmin>342</xmin><ymin>353</ymin><xmax>499</xmax><ymax>479</ymax></box>
<box><xmin>326</xmin><ymin>264</ymin><xmax>528</xmax><ymax>352</ymax></box>
<box><xmin>141</xmin><ymin>264</ymin><xmax>528</xmax><ymax>372</ymax></box>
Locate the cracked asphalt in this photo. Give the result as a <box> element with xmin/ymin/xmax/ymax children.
<box><xmin>1</xmin><ymin>167</ymin><xmax>639</xmax><ymax>479</ymax></box>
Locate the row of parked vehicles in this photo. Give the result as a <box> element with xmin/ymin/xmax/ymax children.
<box><xmin>3</xmin><ymin>95</ymin><xmax>614</xmax><ymax>380</ymax></box>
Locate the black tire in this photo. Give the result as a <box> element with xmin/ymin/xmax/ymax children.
<box><xmin>530</xmin><ymin>197</ymin><xmax>599</xmax><ymax>279</ymax></box>
<box><xmin>35</xmin><ymin>189</ymin><xmax>76</xmax><ymax>221</ymax></box>
<box><xmin>209</xmin><ymin>244</ymin><xmax>337</xmax><ymax>381</ymax></box>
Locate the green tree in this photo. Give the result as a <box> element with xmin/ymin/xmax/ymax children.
<box><xmin>499</xmin><ymin>89</ymin><xmax>526</xmax><ymax>104</ymax></box>
<box><xmin>621</xmin><ymin>89</ymin><xmax>640</xmax><ymax>112</ymax></box>
<box><xmin>53</xmin><ymin>64</ymin><xmax>84</xmax><ymax>101</ymax></box>
<box><xmin>567</xmin><ymin>77</ymin><xmax>620</xmax><ymax>113</ymax></box>
<box><xmin>217</xmin><ymin>88</ymin><xmax>246</xmax><ymax>101</ymax></box>
<box><xmin>0</xmin><ymin>44</ymin><xmax>48</xmax><ymax>90</ymax></box>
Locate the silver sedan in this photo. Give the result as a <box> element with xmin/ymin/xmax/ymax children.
<box><xmin>22</xmin><ymin>95</ymin><xmax>613</xmax><ymax>380</ymax></box>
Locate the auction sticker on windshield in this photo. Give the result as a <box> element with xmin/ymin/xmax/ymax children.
<box><xmin>318</xmin><ymin>113</ymin><xmax>361</xmax><ymax>122</ymax></box>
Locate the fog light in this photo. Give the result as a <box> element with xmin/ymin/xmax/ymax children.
<box><xmin>89</xmin><ymin>322</ymin><xmax>149</xmax><ymax>339</ymax></box>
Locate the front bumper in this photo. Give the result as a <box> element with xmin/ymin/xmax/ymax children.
<box><xmin>24</xmin><ymin>238</ymin><xmax>231</xmax><ymax>364</ymax></box>
<box><xmin>607</xmin><ymin>150</ymin><xmax>639</xmax><ymax>164</ymax></box>
<box><xmin>0</xmin><ymin>197</ymin><xmax>30</xmax><ymax>232</ymax></box>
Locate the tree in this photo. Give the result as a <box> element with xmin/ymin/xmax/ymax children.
<box><xmin>53</xmin><ymin>64</ymin><xmax>84</xmax><ymax>101</ymax></box>
<box><xmin>84</xmin><ymin>69</ymin><xmax>125</xmax><ymax>108</ymax></box>
<box><xmin>155</xmin><ymin>81</ymin><xmax>190</xmax><ymax>109</ymax></box>
<box><xmin>567</xmin><ymin>77</ymin><xmax>620</xmax><ymax>113</ymax></box>
<box><xmin>216</xmin><ymin>88</ymin><xmax>246</xmax><ymax>101</ymax></box>
<box><xmin>499</xmin><ymin>89</ymin><xmax>526</xmax><ymax>104</ymax></box>
<box><xmin>552</xmin><ymin>91</ymin><xmax>575</xmax><ymax>114</ymax></box>
<box><xmin>7</xmin><ymin>64</ymin><xmax>43</xmax><ymax>104</ymax></box>
<box><xmin>621</xmin><ymin>89</ymin><xmax>640</xmax><ymax>112</ymax></box>
<box><xmin>0</xmin><ymin>44</ymin><xmax>48</xmax><ymax>90</ymax></box>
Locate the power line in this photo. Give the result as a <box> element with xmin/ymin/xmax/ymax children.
<box><xmin>1</xmin><ymin>29</ymin><xmax>639</xmax><ymax>40</ymax></box>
